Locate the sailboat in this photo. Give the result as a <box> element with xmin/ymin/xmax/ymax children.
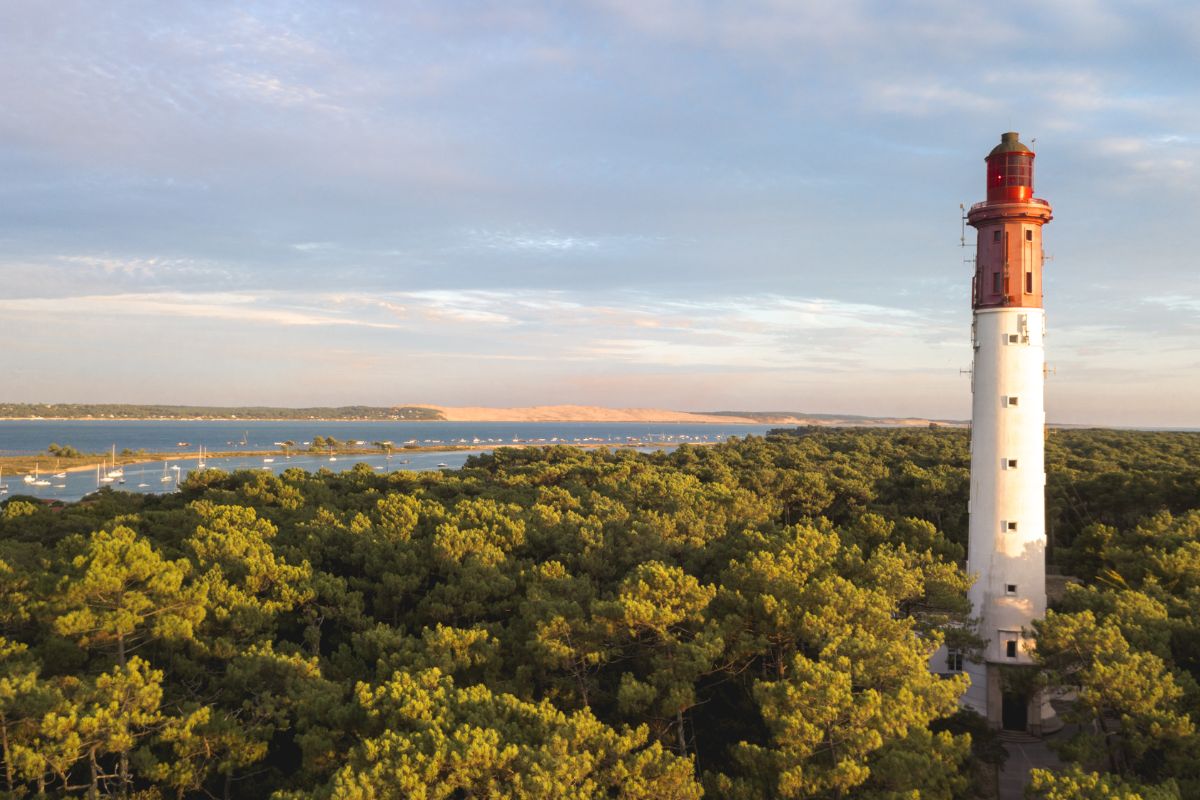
<box><xmin>0</xmin><ymin>466</ymin><xmax>8</xmax><ymax>494</ymax></box>
<box><xmin>53</xmin><ymin>460</ymin><xmax>66</xmax><ymax>479</ymax></box>
<box><xmin>160</xmin><ymin>463</ymin><xmax>173</xmax><ymax>483</ymax></box>
<box><xmin>106</xmin><ymin>445</ymin><xmax>124</xmax><ymax>480</ymax></box>
<box><xmin>26</xmin><ymin>464</ymin><xmax>51</xmax><ymax>486</ymax></box>
<box><xmin>197</xmin><ymin>445</ymin><xmax>207</xmax><ymax>470</ymax></box>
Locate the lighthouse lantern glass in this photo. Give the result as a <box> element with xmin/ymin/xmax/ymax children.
<box><xmin>986</xmin><ymin>152</ymin><xmax>1034</xmax><ymax>202</ymax></box>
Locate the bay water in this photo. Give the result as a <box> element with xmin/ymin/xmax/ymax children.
<box><xmin>0</xmin><ymin>419</ymin><xmax>774</xmax><ymax>503</ymax></box>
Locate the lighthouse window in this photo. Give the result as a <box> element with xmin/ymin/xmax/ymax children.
<box><xmin>992</xmin><ymin>272</ymin><xmax>1002</xmax><ymax>293</ymax></box>
<box><xmin>1006</xmin><ymin>459</ymin><xmax>1019</xmax><ymax>469</ymax></box>
<box><xmin>1025</xmin><ymin>229</ymin><xmax>1033</xmax><ymax>241</ymax></box>
<box><xmin>1007</xmin><ymin>334</ymin><xmax>1020</xmax><ymax>344</ymax></box>
<box><xmin>993</xmin><ymin>230</ymin><xmax>1002</xmax><ymax>242</ymax></box>
<box><xmin>1003</xmin><ymin>395</ymin><xmax>1019</xmax><ymax>407</ymax></box>
<box><xmin>1000</xmin><ymin>154</ymin><xmax>1033</xmax><ymax>186</ymax></box>
<box><xmin>1025</xmin><ymin>271</ymin><xmax>1034</xmax><ymax>293</ymax></box>
<box><xmin>1006</xmin><ymin>639</ymin><xmax>1018</xmax><ymax>658</ymax></box>
<box><xmin>1002</xmin><ymin>521</ymin><xmax>1018</xmax><ymax>532</ymax></box>
<box><xmin>1005</xmin><ymin>584</ymin><xmax>1018</xmax><ymax>595</ymax></box>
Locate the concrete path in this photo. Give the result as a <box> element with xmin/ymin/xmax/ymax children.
<box><xmin>998</xmin><ymin>734</ymin><xmax>1065</xmax><ymax>800</ymax></box>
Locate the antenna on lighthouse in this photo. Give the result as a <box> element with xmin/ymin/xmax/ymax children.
<box><xmin>960</xmin><ymin>204</ymin><xmax>968</xmax><ymax>248</ymax></box>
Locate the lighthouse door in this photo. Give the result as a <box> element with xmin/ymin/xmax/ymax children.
<box><xmin>1002</xmin><ymin>692</ymin><xmax>1028</xmax><ymax>731</ymax></box>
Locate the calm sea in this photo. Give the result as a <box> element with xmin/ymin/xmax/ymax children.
<box><xmin>0</xmin><ymin>419</ymin><xmax>772</xmax><ymax>455</ymax></box>
<box><xmin>0</xmin><ymin>420</ymin><xmax>775</xmax><ymax>503</ymax></box>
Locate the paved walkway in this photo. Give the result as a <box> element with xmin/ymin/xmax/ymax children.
<box><xmin>998</xmin><ymin>734</ymin><xmax>1066</xmax><ymax>800</ymax></box>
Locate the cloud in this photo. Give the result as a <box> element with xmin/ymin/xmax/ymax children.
<box><xmin>0</xmin><ymin>292</ymin><xmax>403</xmax><ymax>329</ymax></box>
<box><xmin>1081</xmin><ymin>135</ymin><xmax>1200</xmax><ymax>189</ymax></box>
<box><xmin>864</xmin><ymin>82</ymin><xmax>999</xmax><ymax>117</ymax></box>
<box><xmin>0</xmin><ymin>286</ymin><xmax>953</xmax><ymax>372</ymax></box>
<box><xmin>1142</xmin><ymin>294</ymin><xmax>1200</xmax><ymax>315</ymax></box>
<box><xmin>217</xmin><ymin>67</ymin><xmax>345</xmax><ymax>114</ymax></box>
<box><xmin>55</xmin><ymin>255</ymin><xmax>192</xmax><ymax>278</ymax></box>
<box><xmin>468</xmin><ymin>230</ymin><xmax>602</xmax><ymax>252</ymax></box>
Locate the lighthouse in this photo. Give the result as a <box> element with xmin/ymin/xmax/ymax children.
<box><xmin>962</xmin><ymin>132</ymin><xmax>1055</xmax><ymax>733</ymax></box>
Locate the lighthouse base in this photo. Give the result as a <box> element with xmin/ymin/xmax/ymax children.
<box><xmin>966</xmin><ymin>662</ymin><xmax>1060</xmax><ymax>735</ymax></box>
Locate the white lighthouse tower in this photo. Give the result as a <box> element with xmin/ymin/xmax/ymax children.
<box><xmin>962</xmin><ymin>132</ymin><xmax>1056</xmax><ymax>733</ymax></box>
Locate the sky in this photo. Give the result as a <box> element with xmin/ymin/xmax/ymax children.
<box><xmin>1</xmin><ymin>1</ymin><xmax>1198</xmax><ymax>426</ymax></box>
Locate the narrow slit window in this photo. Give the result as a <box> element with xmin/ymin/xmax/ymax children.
<box><xmin>993</xmin><ymin>272</ymin><xmax>1002</xmax><ymax>293</ymax></box>
<box><xmin>1025</xmin><ymin>271</ymin><xmax>1034</xmax><ymax>293</ymax></box>
<box><xmin>1006</xmin><ymin>640</ymin><xmax>1018</xmax><ymax>658</ymax></box>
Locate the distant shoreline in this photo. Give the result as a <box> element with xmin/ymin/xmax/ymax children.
<box><xmin>0</xmin><ymin>417</ymin><xmax>771</xmax><ymax>425</ymax></box>
<box><xmin>0</xmin><ymin>441</ymin><xmax>704</xmax><ymax>477</ymax></box>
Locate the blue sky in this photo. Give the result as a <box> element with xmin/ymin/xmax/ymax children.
<box><xmin>2</xmin><ymin>1</ymin><xmax>1198</xmax><ymax>425</ymax></box>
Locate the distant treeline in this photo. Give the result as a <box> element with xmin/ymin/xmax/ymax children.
<box><xmin>705</xmin><ymin>410</ymin><xmax>885</xmax><ymax>421</ymax></box>
<box><xmin>0</xmin><ymin>403</ymin><xmax>445</xmax><ymax>421</ymax></box>
<box><xmin>705</xmin><ymin>411</ymin><xmax>961</xmax><ymax>424</ymax></box>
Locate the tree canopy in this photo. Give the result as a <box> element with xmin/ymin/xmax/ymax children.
<box><xmin>1</xmin><ymin>427</ymin><xmax>1198</xmax><ymax>798</ymax></box>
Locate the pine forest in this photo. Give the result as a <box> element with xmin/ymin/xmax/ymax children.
<box><xmin>1</xmin><ymin>427</ymin><xmax>1198</xmax><ymax>799</ymax></box>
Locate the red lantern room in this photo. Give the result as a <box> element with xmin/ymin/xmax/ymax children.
<box><xmin>986</xmin><ymin>132</ymin><xmax>1034</xmax><ymax>203</ymax></box>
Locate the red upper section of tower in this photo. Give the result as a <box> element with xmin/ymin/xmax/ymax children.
<box><xmin>967</xmin><ymin>132</ymin><xmax>1052</xmax><ymax>311</ymax></box>
<box><xmin>986</xmin><ymin>132</ymin><xmax>1035</xmax><ymax>203</ymax></box>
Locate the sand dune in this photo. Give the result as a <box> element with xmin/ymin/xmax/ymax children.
<box><xmin>426</xmin><ymin>405</ymin><xmax>761</xmax><ymax>424</ymax></box>
<box><xmin>417</xmin><ymin>405</ymin><xmax>958</xmax><ymax>427</ymax></box>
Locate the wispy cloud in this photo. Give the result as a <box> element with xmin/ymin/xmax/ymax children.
<box><xmin>0</xmin><ymin>292</ymin><xmax>403</xmax><ymax>329</ymax></box>
<box><xmin>217</xmin><ymin>67</ymin><xmax>342</xmax><ymax>113</ymax></box>
<box><xmin>55</xmin><ymin>255</ymin><xmax>187</xmax><ymax>278</ymax></box>
<box><xmin>1142</xmin><ymin>294</ymin><xmax>1200</xmax><ymax>315</ymax></box>
<box><xmin>0</xmin><ymin>287</ymin><xmax>949</xmax><ymax>369</ymax></box>
<box><xmin>467</xmin><ymin>230</ymin><xmax>602</xmax><ymax>252</ymax></box>
<box><xmin>864</xmin><ymin>81</ymin><xmax>999</xmax><ymax>117</ymax></box>
<box><xmin>1083</xmin><ymin>134</ymin><xmax>1200</xmax><ymax>188</ymax></box>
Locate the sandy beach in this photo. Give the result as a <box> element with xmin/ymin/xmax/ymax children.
<box><xmin>424</xmin><ymin>405</ymin><xmax>761</xmax><ymax>423</ymax></box>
